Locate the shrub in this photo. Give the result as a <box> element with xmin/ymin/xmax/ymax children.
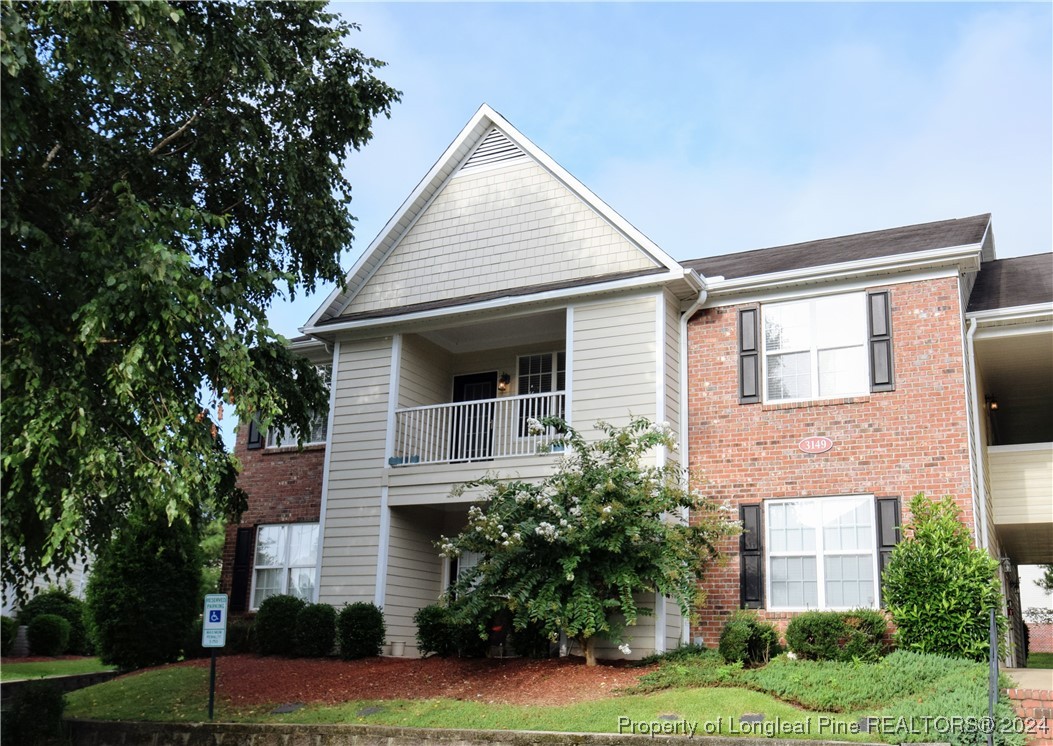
<box><xmin>28</xmin><ymin>614</ymin><xmax>71</xmax><ymax>656</ymax></box>
<box><xmin>254</xmin><ymin>594</ymin><xmax>306</xmax><ymax>656</ymax></box>
<box><xmin>718</xmin><ymin>610</ymin><xmax>780</xmax><ymax>665</ymax></box>
<box><xmin>785</xmin><ymin>610</ymin><xmax>887</xmax><ymax>662</ymax></box>
<box><xmin>85</xmin><ymin>511</ymin><xmax>202</xmax><ymax>670</ymax></box>
<box><xmin>337</xmin><ymin>602</ymin><xmax>385</xmax><ymax>659</ymax></box>
<box><xmin>1</xmin><ymin>615</ymin><xmax>16</xmax><ymax>655</ymax></box>
<box><xmin>185</xmin><ymin>615</ymin><xmax>257</xmax><ymax>659</ymax></box>
<box><xmin>413</xmin><ymin>603</ymin><xmax>491</xmax><ymax>658</ymax></box>
<box><xmin>295</xmin><ymin>603</ymin><xmax>337</xmax><ymax>657</ymax></box>
<box><xmin>883</xmin><ymin>494</ymin><xmax>1005</xmax><ymax>661</ymax></box>
<box><xmin>18</xmin><ymin>588</ymin><xmax>92</xmax><ymax>655</ymax></box>
<box><xmin>5</xmin><ymin>681</ymin><xmax>66</xmax><ymax>744</ymax></box>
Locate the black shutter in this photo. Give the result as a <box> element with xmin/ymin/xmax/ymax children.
<box><xmin>876</xmin><ymin>497</ymin><xmax>901</xmax><ymax>606</ymax></box>
<box><xmin>230</xmin><ymin>527</ymin><xmax>254</xmax><ymax>613</ymax></box>
<box><xmin>740</xmin><ymin>504</ymin><xmax>764</xmax><ymax>609</ymax></box>
<box><xmin>738</xmin><ymin>308</ymin><xmax>760</xmax><ymax>404</ymax></box>
<box><xmin>868</xmin><ymin>291</ymin><xmax>894</xmax><ymax>392</ymax></box>
<box><xmin>246</xmin><ymin>419</ymin><xmax>264</xmax><ymax>450</ymax></box>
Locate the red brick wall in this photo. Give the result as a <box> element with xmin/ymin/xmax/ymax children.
<box><xmin>1030</xmin><ymin>623</ymin><xmax>1053</xmax><ymax>654</ymax></box>
<box><xmin>219</xmin><ymin>424</ymin><xmax>326</xmax><ymax>613</ymax></box>
<box><xmin>687</xmin><ymin>276</ymin><xmax>973</xmax><ymax>645</ymax></box>
<box><xmin>1006</xmin><ymin>688</ymin><xmax>1053</xmax><ymax>746</ymax></box>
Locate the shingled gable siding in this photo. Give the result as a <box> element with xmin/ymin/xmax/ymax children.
<box><xmin>342</xmin><ymin>158</ymin><xmax>658</xmax><ymax>317</ymax></box>
<box><xmin>317</xmin><ymin>337</ymin><xmax>393</xmax><ymax>605</ymax></box>
<box><xmin>687</xmin><ymin>276</ymin><xmax>973</xmax><ymax>644</ymax></box>
<box><xmin>220</xmin><ymin>424</ymin><xmax>325</xmax><ymax>614</ymax></box>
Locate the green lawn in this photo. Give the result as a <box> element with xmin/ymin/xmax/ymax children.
<box><xmin>1027</xmin><ymin>651</ymin><xmax>1053</xmax><ymax>668</ymax></box>
<box><xmin>64</xmin><ymin>667</ymin><xmax>867</xmax><ymax>740</ymax></box>
<box><xmin>1</xmin><ymin>657</ymin><xmax>115</xmax><ymax>682</ymax></box>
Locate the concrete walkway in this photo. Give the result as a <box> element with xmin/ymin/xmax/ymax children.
<box><xmin>1005</xmin><ymin>667</ymin><xmax>1053</xmax><ymax>690</ymax></box>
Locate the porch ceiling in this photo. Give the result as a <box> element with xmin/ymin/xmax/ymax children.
<box><xmin>418</xmin><ymin>309</ymin><xmax>565</xmax><ymax>353</ymax></box>
<box><xmin>975</xmin><ymin>331</ymin><xmax>1053</xmax><ymax>445</ymax></box>
<box><xmin>996</xmin><ymin>523</ymin><xmax>1053</xmax><ymax>565</ymax></box>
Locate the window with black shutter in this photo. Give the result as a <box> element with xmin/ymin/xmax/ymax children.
<box><xmin>738</xmin><ymin>309</ymin><xmax>760</xmax><ymax>404</ymax></box>
<box><xmin>867</xmin><ymin>291</ymin><xmax>894</xmax><ymax>392</ymax></box>
<box><xmin>740</xmin><ymin>504</ymin><xmax>764</xmax><ymax>608</ymax></box>
<box><xmin>246</xmin><ymin>419</ymin><xmax>264</xmax><ymax>450</ymax></box>
<box><xmin>230</xmin><ymin>527</ymin><xmax>254</xmax><ymax>613</ymax></box>
<box><xmin>876</xmin><ymin>497</ymin><xmax>901</xmax><ymax>605</ymax></box>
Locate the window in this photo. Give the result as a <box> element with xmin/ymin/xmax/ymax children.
<box><xmin>517</xmin><ymin>352</ymin><xmax>566</xmax><ymax>434</ymax></box>
<box><xmin>251</xmin><ymin>523</ymin><xmax>319</xmax><ymax>609</ymax></box>
<box><xmin>765</xmin><ymin>496</ymin><xmax>878</xmax><ymax>611</ymax></box>
<box><xmin>763</xmin><ymin>294</ymin><xmax>867</xmax><ymax>402</ymax></box>
<box><xmin>266</xmin><ymin>364</ymin><xmax>332</xmax><ymax>447</ymax></box>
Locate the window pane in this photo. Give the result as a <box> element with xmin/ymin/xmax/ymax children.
<box><xmin>255</xmin><ymin>526</ymin><xmax>285</xmax><ymax>566</ymax></box>
<box><xmin>287</xmin><ymin>568</ymin><xmax>316</xmax><ymax>601</ymax></box>
<box><xmin>770</xmin><ymin>556</ymin><xmax>817</xmax><ymax>609</ymax></box>
<box><xmin>825</xmin><ymin>555</ymin><xmax>874</xmax><ymax>607</ymax></box>
<box><xmin>818</xmin><ymin>346</ymin><xmax>867</xmax><ymax>397</ymax></box>
<box><xmin>767</xmin><ymin>351</ymin><xmax>811</xmax><ymax>400</ymax></box>
<box><xmin>764</xmin><ymin>302</ymin><xmax>811</xmax><ymax>352</ymax></box>
<box><xmin>822</xmin><ymin>498</ymin><xmax>873</xmax><ymax>551</ymax></box>
<box><xmin>288</xmin><ymin>524</ymin><xmax>319</xmax><ymax>567</ymax></box>
<box><xmin>816</xmin><ymin>295</ymin><xmax>865</xmax><ymax>348</ymax></box>
<box><xmin>253</xmin><ymin>568</ymin><xmax>282</xmax><ymax>608</ymax></box>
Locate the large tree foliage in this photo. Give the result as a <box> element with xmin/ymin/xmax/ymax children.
<box><xmin>0</xmin><ymin>1</ymin><xmax>399</xmax><ymax>588</ymax></box>
<box><xmin>440</xmin><ymin>417</ymin><xmax>739</xmax><ymax>665</ymax></box>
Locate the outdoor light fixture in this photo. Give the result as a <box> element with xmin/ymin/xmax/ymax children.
<box><xmin>987</xmin><ymin>397</ymin><xmax>999</xmax><ymax>411</ymax></box>
<box><xmin>497</xmin><ymin>373</ymin><xmax>511</xmax><ymax>392</ymax></box>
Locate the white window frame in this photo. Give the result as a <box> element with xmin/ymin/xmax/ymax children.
<box><xmin>515</xmin><ymin>351</ymin><xmax>566</xmax><ymax>437</ymax></box>
<box><xmin>761</xmin><ymin>293</ymin><xmax>868</xmax><ymax>404</ymax></box>
<box><xmin>764</xmin><ymin>495</ymin><xmax>880</xmax><ymax>612</ymax></box>
<box><xmin>266</xmin><ymin>364</ymin><xmax>332</xmax><ymax>448</ymax></box>
<box><xmin>249</xmin><ymin>522</ymin><xmax>320</xmax><ymax>610</ymax></box>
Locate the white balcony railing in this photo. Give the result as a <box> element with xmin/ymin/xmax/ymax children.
<box><xmin>390</xmin><ymin>391</ymin><xmax>566</xmax><ymax>466</ymax></box>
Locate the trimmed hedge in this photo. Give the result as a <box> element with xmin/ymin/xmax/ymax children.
<box><xmin>18</xmin><ymin>588</ymin><xmax>91</xmax><ymax>655</ymax></box>
<box><xmin>184</xmin><ymin>616</ymin><xmax>257</xmax><ymax>658</ymax></box>
<box><xmin>785</xmin><ymin>609</ymin><xmax>888</xmax><ymax>662</ymax></box>
<box><xmin>337</xmin><ymin>602</ymin><xmax>385</xmax><ymax>659</ymax></box>
<box><xmin>718</xmin><ymin>610</ymin><xmax>780</xmax><ymax>666</ymax></box>
<box><xmin>413</xmin><ymin>603</ymin><xmax>490</xmax><ymax>658</ymax></box>
<box><xmin>28</xmin><ymin>613</ymin><xmax>70</xmax><ymax>656</ymax></box>
<box><xmin>295</xmin><ymin>603</ymin><xmax>337</xmax><ymax>657</ymax></box>
<box><xmin>254</xmin><ymin>595</ymin><xmax>305</xmax><ymax>656</ymax></box>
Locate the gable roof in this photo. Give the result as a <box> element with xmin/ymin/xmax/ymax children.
<box><xmin>682</xmin><ymin>214</ymin><xmax>992</xmax><ymax>281</ymax></box>
<box><xmin>967</xmin><ymin>254</ymin><xmax>1053</xmax><ymax>313</ymax></box>
<box><xmin>304</xmin><ymin>104</ymin><xmax>687</xmax><ymax>331</ymax></box>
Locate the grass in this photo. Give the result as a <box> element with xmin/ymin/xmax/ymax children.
<box><xmin>65</xmin><ymin>667</ymin><xmax>867</xmax><ymax>740</ymax></box>
<box><xmin>0</xmin><ymin>657</ymin><xmax>115</xmax><ymax>682</ymax></box>
<box><xmin>1027</xmin><ymin>651</ymin><xmax>1053</xmax><ymax>668</ymax></box>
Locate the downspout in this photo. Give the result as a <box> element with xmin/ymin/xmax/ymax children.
<box><xmin>965</xmin><ymin>317</ymin><xmax>989</xmax><ymax>551</ymax></box>
<box><xmin>678</xmin><ymin>274</ymin><xmax>709</xmax><ymax>645</ymax></box>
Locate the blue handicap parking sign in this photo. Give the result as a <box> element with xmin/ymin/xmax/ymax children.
<box><xmin>209</xmin><ymin>609</ymin><xmax>222</xmax><ymax>623</ymax></box>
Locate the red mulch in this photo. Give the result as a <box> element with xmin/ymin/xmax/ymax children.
<box><xmin>172</xmin><ymin>654</ymin><xmax>654</xmax><ymax>707</ymax></box>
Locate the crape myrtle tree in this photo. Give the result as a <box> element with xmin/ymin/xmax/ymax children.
<box><xmin>439</xmin><ymin>416</ymin><xmax>740</xmax><ymax>666</ymax></box>
<box><xmin>0</xmin><ymin>1</ymin><xmax>400</xmax><ymax>590</ymax></box>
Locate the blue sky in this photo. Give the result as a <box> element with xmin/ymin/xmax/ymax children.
<box><xmin>265</xmin><ymin>1</ymin><xmax>1052</xmax><ymax>339</ymax></box>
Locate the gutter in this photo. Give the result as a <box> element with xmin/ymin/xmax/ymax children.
<box><xmin>677</xmin><ymin>270</ymin><xmax>710</xmax><ymax>645</ymax></box>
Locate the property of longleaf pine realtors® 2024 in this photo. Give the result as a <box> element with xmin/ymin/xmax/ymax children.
<box><xmin>615</xmin><ymin>716</ymin><xmax>1050</xmax><ymax>739</ymax></box>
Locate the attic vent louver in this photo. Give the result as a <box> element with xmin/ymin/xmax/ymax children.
<box><xmin>458</xmin><ymin>127</ymin><xmax>527</xmax><ymax>173</ymax></box>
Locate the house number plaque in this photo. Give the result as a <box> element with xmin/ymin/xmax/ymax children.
<box><xmin>798</xmin><ymin>436</ymin><xmax>834</xmax><ymax>454</ymax></box>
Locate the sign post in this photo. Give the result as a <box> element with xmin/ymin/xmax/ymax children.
<box><xmin>201</xmin><ymin>594</ymin><xmax>228</xmax><ymax>721</ymax></box>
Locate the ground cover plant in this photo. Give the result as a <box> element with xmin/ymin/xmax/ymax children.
<box><xmin>1027</xmin><ymin>651</ymin><xmax>1053</xmax><ymax>668</ymax></box>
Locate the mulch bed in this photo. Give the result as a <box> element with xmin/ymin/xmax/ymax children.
<box><xmin>175</xmin><ymin>654</ymin><xmax>654</xmax><ymax>707</ymax></box>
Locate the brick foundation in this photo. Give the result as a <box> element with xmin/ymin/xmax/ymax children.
<box><xmin>687</xmin><ymin>277</ymin><xmax>973</xmax><ymax>644</ymax></box>
<box><xmin>1006</xmin><ymin>688</ymin><xmax>1053</xmax><ymax>746</ymax></box>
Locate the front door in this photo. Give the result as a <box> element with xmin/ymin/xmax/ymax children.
<box><xmin>451</xmin><ymin>372</ymin><xmax>497</xmax><ymax>461</ymax></box>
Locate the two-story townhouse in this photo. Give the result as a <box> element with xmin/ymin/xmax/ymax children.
<box><xmin>221</xmin><ymin>104</ymin><xmax>1052</xmax><ymax>663</ymax></box>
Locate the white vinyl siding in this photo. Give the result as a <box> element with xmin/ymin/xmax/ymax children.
<box><xmin>763</xmin><ymin>293</ymin><xmax>868</xmax><ymax>403</ymax></box>
<box><xmin>317</xmin><ymin>338</ymin><xmax>393</xmax><ymax>604</ymax></box>
<box><xmin>989</xmin><ymin>444</ymin><xmax>1053</xmax><ymax>524</ymax></box>
<box><xmin>383</xmin><ymin>507</ymin><xmax>446</xmax><ymax>656</ymax></box>
<box><xmin>572</xmin><ymin>294</ymin><xmax>659</xmax><ymax>441</ymax></box>
<box><xmin>766</xmin><ymin>496</ymin><xmax>879</xmax><ymax>611</ymax></box>
<box><xmin>663</xmin><ymin>289</ymin><xmax>681</xmax><ymax>438</ymax></box>
<box><xmin>342</xmin><ymin>159</ymin><xmax>657</xmax><ymax>317</ymax></box>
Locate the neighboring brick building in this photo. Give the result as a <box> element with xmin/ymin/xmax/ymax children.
<box><xmin>221</xmin><ymin>104</ymin><xmax>1053</xmax><ymax>661</ymax></box>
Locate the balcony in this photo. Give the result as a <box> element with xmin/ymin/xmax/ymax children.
<box><xmin>391</xmin><ymin>391</ymin><xmax>565</xmax><ymax>466</ymax></box>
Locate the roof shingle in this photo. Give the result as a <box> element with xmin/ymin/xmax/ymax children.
<box><xmin>967</xmin><ymin>254</ymin><xmax>1053</xmax><ymax>313</ymax></box>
